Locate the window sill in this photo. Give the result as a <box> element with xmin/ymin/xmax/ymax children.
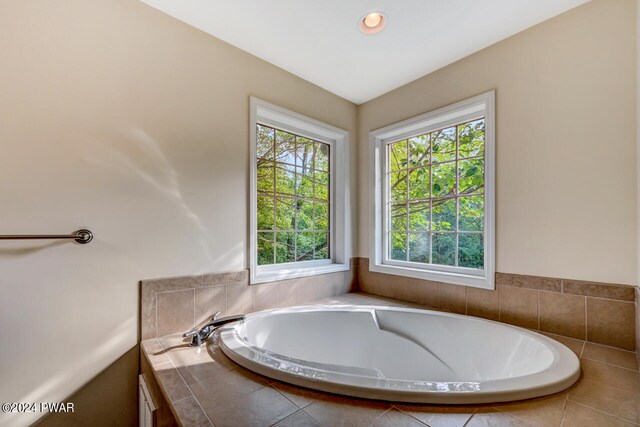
<box><xmin>251</xmin><ymin>262</ymin><xmax>350</xmax><ymax>285</ymax></box>
<box><xmin>369</xmin><ymin>262</ymin><xmax>494</xmax><ymax>290</ymax></box>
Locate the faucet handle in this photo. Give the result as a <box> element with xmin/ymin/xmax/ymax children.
<box><xmin>182</xmin><ymin>330</ymin><xmax>203</xmax><ymax>347</ymax></box>
<box><xmin>210</xmin><ymin>311</ymin><xmax>221</xmax><ymax>322</ymax></box>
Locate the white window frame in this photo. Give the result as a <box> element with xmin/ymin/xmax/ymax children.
<box><xmin>369</xmin><ymin>91</ymin><xmax>495</xmax><ymax>289</ymax></box>
<box><xmin>249</xmin><ymin>97</ymin><xmax>351</xmax><ymax>284</ymax></box>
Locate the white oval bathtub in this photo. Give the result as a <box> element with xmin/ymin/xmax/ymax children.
<box><xmin>219</xmin><ymin>305</ymin><xmax>580</xmax><ymax>404</ymax></box>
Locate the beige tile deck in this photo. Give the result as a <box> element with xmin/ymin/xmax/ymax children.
<box><xmin>142</xmin><ymin>292</ymin><xmax>640</xmax><ymax>427</ymax></box>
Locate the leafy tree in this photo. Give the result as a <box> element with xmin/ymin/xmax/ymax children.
<box><xmin>256</xmin><ymin>125</ymin><xmax>330</xmax><ymax>265</ymax></box>
<box><xmin>388</xmin><ymin>119</ymin><xmax>485</xmax><ymax>269</ymax></box>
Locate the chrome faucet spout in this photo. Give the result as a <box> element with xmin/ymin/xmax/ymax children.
<box><xmin>183</xmin><ymin>312</ymin><xmax>245</xmax><ymax>347</ymax></box>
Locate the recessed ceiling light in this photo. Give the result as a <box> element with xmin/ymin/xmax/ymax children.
<box><xmin>359</xmin><ymin>12</ymin><xmax>387</xmax><ymax>35</ymax></box>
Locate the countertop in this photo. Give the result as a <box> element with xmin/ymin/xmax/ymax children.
<box><xmin>141</xmin><ymin>293</ymin><xmax>640</xmax><ymax>427</ymax></box>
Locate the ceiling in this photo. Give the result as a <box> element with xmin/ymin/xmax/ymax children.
<box><xmin>140</xmin><ymin>0</ymin><xmax>589</xmax><ymax>104</ymax></box>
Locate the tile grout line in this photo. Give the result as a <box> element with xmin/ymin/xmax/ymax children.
<box><xmin>225</xmin><ymin>284</ymin><xmax>229</xmax><ymax>318</ymax></box>
<box><xmin>151</xmin><ymin>287</ymin><xmax>201</xmax><ymax>295</ymax></box>
<box><xmin>578</xmin><ymin>340</ymin><xmax>586</xmax><ymax>359</ymax></box>
<box><xmin>566</xmin><ymin>398</ymin><xmax>640</xmax><ymax>425</ymax></box>
<box><xmin>581</xmin><ymin>356</ymin><xmax>639</xmax><ymax>372</ymax></box>
<box><xmin>464</xmin><ymin>286</ymin><xmax>469</xmax><ymax>315</ymax></box>
<box><xmin>269</xmin><ymin>409</ymin><xmax>303</xmax><ymax>426</ymax></box>
<box><xmin>559</xmin><ymin>393</ymin><xmax>570</xmax><ymax>426</ymax></box>
<box><xmin>583</xmin><ymin>294</ymin><xmax>636</xmax><ymax>303</ymax></box>
<box><xmin>559</xmin><ymin>393</ymin><xmax>569</xmax><ymax>427</ymax></box>
<box><xmin>584</xmin><ymin>293</ymin><xmax>588</xmax><ymax>344</ymax></box>
<box><xmin>493</xmin><ymin>404</ymin><xmax>545</xmax><ymax>426</ymax></box>
<box><xmin>394</xmin><ymin>405</ymin><xmax>431</xmax><ymax>426</ymax></box>
<box><xmin>462</xmin><ymin>410</ymin><xmax>476</xmax><ymax>427</ymax></box>
<box><xmin>154</xmin><ymin>290</ymin><xmax>158</xmax><ymax>339</ymax></box>
<box><xmin>267</xmin><ymin>382</ymin><xmax>315</xmax><ymax>411</ymax></box>
<box><xmin>370</xmin><ymin>406</ymin><xmax>394</xmax><ymax>423</ymax></box>
<box><xmin>498</xmin><ymin>285</ymin><xmax>502</xmax><ymax>322</ymax></box>
<box><xmin>583</xmin><ymin>340</ymin><xmax>639</xmax><ymax>354</ymax></box>
<box><xmin>166</xmin><ymin>355</ymin><xmax>216</xmax><ymax>426</ymax></box>
<box><xmin>537</xmin><ymin>290</ymin><xmax>540</xmax><ymax>331</ymax></box>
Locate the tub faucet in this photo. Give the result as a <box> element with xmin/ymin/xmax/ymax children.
<box><xmin>183</xmin><ymin>312</ymin><xmax>245</xmax><ymax>347</ymax></box>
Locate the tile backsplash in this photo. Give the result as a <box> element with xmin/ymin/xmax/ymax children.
<box><xmin>140</xmin><ymin>263</ymin><xmax>357</xmax><ymax>340</ymax></box>
<box><xmin>140</xmin><ymin>258</ymin><xmax>637</xmax><ymax>352</ymax></box>
<box><xmin>356</xmin><ymin>258</ymin><xmax>638</xmax><ymax>351</ymax></box>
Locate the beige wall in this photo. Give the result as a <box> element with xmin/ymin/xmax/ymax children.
<box><xmin>0</xmin><ymin>1</ymin><xmax>357</xmax><ymax>426</ymax></box>
<box><xmin>358</xmin><ymin>0</ymin><xmax>637</xmax><ymax>285</ymax></box>
<box><xmin>0</xmin><ymin>0</ymin><xmax>637</xmax><ymax>425</ymax></box>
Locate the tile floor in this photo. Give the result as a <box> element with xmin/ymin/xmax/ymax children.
<box><xmin>144</xmin><ymin>293</ymin><xmax>640</xmax><ymax>427</ymax></box>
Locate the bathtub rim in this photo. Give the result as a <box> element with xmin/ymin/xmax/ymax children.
<box><xmin>218</xmin><ymin>304</ymin><xmax>581</xmax><ymax>404</ymax></box>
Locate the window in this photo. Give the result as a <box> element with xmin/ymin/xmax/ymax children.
<box><xmin>369</xmin><ymin>91</ymin><xmax>495</xmax><ymax>289</ymax></box>
<box><xmin>255</xmin><ymin>125</ymin><xmax>330</xmax><ymax>264</ymax></box>
<box><xmin>250</xmin><ymin>98</ymin><xmax>350</xmax><ymax>284</ymax></box>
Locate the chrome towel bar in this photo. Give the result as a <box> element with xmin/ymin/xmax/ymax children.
<box><xmin>0</xmin><ymin>229</ymin><xmax>93</xmax><ymax>244</ymax></box>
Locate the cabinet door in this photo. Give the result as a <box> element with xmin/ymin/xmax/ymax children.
<box><xmin>139</xmin><ymin>375</ymin><xmax>157</xmax><ymax>427</ymax></box>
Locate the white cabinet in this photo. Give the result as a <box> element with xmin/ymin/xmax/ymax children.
<box><xmin>139</xmin><ymin>375</ymin><xmax>157</xmax><ymax>427</ymax></box>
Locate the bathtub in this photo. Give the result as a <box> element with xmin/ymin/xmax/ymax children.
<box><xmin>219</xmin><ymin>305</ymin><xmax>580</xmax><ymax>404</ymax></box>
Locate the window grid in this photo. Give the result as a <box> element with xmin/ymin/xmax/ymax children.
<box><xmin>387</xmin><ymin>119</ymin><xmax>485</xmax><ymax>269</ymax></box>
<box><xmin>256</xmin><ymin>125</ymin><xmax>331</xmax><ymax>265</ymax></box>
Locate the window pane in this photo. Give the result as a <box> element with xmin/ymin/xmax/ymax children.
<box><xmin>389</xmin><ymin>140</ymin><xmax>408</xmax><ymax>171</ymax></box>
<box><xmin>409</xmin><ymin>233</ymin><xmax>430</xmax><ymax>263</ymax></box>
<box><xmin>296</xmin><ymin>199</ymin><xmax>313</xmax><ymax>230</ymax></box>
<box><xmin>314</xmin><ymin>202</ymin><xmax>329</xmax><ymax>230</ymax></box>
<box><xmin>432</xmin><ymin>127</ymin><xmax>456</xmax><ymax>163</ymax></box>
<box><xmin>275</xmin><ymin>163</ymin><xmax>295</xmax><ymax>195</ymax></box>
<box><xmin>408</xmin><ymin>202</ymin><xmax>429</xmax><ymax>231</ymax></box>
<box><xmin>275</xmin><ymin>197</ymin><xmax>295</xmax><ymax>230</ymax></box>
<box><xmin>314</xmin><ymin>232</ymin><xmax>329</xmax><ymax>259</ymax></box>
<box><xmin>296</xmin><ymin>137</ymin><xmax>314</xmax><ymax>169</ymax></box>
<box><xmin>275</xmin><ymin>130</ymin><xmax>296</xmax><ymax>164</ymax></box>
<box><xmin>408</xmin><ymin>168</ymin><xmax>430</xmax><ymax>199</ymax></box>
<box><xmin>275</xmin><ymin>232</ymin><xmax>295</xmax><ymax>263</ymax></box>
<box><xmin>459</xmin><ymin>158</ymin><xmax>484</xmax><ymax>195</ymax></box>
<box><xmin>409</xmin><ymin>134</ymin><xmax>430</xmax><ymax>168</ymax></box>
<box><xmin>296</xmin><ymin>232</ymin><xmax>315</xmax><ymax>261</ymax></box>
<box><xmin>257</xmin><ymin>232</ymin><xmax>274</xmax><ymax>265</ymax></box>
<box><xmin>389</xmin><ymin>172</ymin><xmax>407</xmax><ymax>201</ymax></box>
<box><xmin>315</xmin><ymin>171</ymin><xmax>329</xmax><ymax>200</ymax></box>
<box><xmin>458</xmin><ymin>119</ymin><xmax>485</xmax><ymax>158</ymax></box>
<box><xmin>432</xmin><ymin>198</ymin><xmax>456</xmax><ymax>231</ymax></box>
<box><xmin>315</xmin><ymin>142</ymin><xmax>330</xmax><ymax>172</ymax></box>
<box><xmin>257</xmin><ymin>161</ymin><xmax>274</xmax><ymax>193</ymax></box>
<box><xmin>257</xmin><ymin>125</ymin><xmax>274</xmax><ymax>160</ymax></box>
<box><xmin>432</xmin><ymin>162</ymin><xmax>456</xmax><ymax>197</ymax></box>
<box><xmin>432</xmin><ymin>233</ymin><xmax>455</xmax><ymax>266</ymax></box>
<box><xmin>389</xmin><ymin>232</ymin><xmax>407</xmax><ymax>261</ymax></box>
<box><xmin>458</xmin><ymin>233</ymin><xmax>484</xmax><ymax>268</ymax></box>
<box><xmin>296</xmin><ymin>167</ymin><xmax>314</xmax><ymax>199</ymax></box>
<box><xmin>257</xmin><ymin>196</ymin><xmax>274</xmax><ymax>230</ymax></box>
<box><xmin>382</xmin><ymin>113</ymin><xmax>487</xmax><ymax>271</ymax></box>
<box><xmin>256</xmin><ymin>125</ymin><xmax>332</xmax><ymax>267</ymax></box>
<box><xmin>390</xmin><ymin>203</ymin><xmax>407</xmax><ymax>231</ymax></box>
<box><xmin>459</xmin><ymin>195</ymin><xmax>484</xmax><ymax>231</ymax></box>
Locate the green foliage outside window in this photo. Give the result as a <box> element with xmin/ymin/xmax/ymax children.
<box><xmin>388</xmin><ymin>119</ymin><xmax>485</xmax><ymax>269</ymax></box>
<box><xmin>256</xmin><ymin>125</ymin><xmax>330</xmax><ymax>265</ymax></box>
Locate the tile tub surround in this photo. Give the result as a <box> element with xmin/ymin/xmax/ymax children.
<box><xmin>356</xmin><ymin>258</ymin><xmax>638</xmax><ymax>351</ymax></box>
<box><xmin>141</xmin><ymin>293</ymin><xmax>640</xmax><ymax>427</ymax></box>
<box><xmin>140</xmin><ymin>263</ymin><xmax>357</xmax><ymax>340</ymax></box>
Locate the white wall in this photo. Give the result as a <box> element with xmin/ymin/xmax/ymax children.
<box><xmin>0</xmin><ymin>1</ymin><xmax>357</xmax><ymax>425</ymax></box>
